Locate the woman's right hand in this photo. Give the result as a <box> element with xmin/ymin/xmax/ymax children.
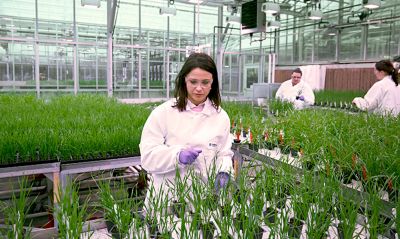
<box><xmin>178</xmin><ymin>148</ymin><xmax>202</xmax><ymax>165</ymax></box>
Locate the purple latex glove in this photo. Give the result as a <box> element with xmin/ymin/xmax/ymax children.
<box><xmin>178</xmin><ymin>148</ymin><xmax>202</xmax><ymax>165</ymax></box>
<box><xmin>296</xmin><ymin>95</ymin><xmax>305</xmax><ymax>101</ymax></box>
<box><xmin>215</xmin><ymin>172</ymin><xmax>230</xmax><ymax>192</ymax></box>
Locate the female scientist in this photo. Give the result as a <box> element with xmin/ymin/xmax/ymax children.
<box><xmin>352</xmin><ymin>59</ymin><xmax>400</xmax><ymax>117</ymax></box>
<box><xmin>139</xmin><ymin>53</ymin><xmax>233</xmax><ymax>204</ymax></box>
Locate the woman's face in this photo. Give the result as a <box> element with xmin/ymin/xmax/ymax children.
<box><xmin>374</xmin><ymin>68</ymin><xmax>387</xmax><ymax>80</ymax></box>
<box><xmin>185</xmin><ymin>67</ymin><xmax>213</xmax><ymax>105</ymax></box>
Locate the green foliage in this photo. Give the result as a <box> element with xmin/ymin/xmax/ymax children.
<box><xmin>97</xmin><ymin>179</ymin><xmax>141</xmax><ymax>238</ymax></box>
<box><xmin>0</xmin><ymin>94</ymin><xmax>151</xmax><ymax>165</ymax></box>
<box><xmin>55</xmin><ymin>180</ymin><xmax>91</xmax><ymax>239</ymax></box>
<box><xmin>315</xmin><ymin>89</ymin><xmax>365</xmax><ymax>105</ymax></box>
<box><xmin>267</xmin><ymin>98</ymin><xmax>294</xmax><ymax>115</ymax></box>
<box><xmin>0</xmin><ymin>177</ymin><xmax>33</xmax><ymax>238</ymax></box>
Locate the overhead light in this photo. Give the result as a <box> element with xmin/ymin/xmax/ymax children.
<box><xmin>325</xmin><ymin>27</ymin><xmax>336</xmax><ymax>36</ymax></box>
<box><xmin>81</xmin><ymin>0</ymin><xmax>101</xmax><ymax>8</ymax></box>
<box><xmin>262</xmin><ymin>2</ymin><xmax>280</xmax><ymax>14</ymax></box>
<box><xmin>226</xmin><ymin>15</ymin><xmax>241</xmax><ymax>24</ymax></box>
<box><xmin>308</xmin><ymin>9</ymin><xmax>323</xmax><ymax>20</ymax></box>
<box><xmin>267</xmin><ymin>20</ymin><xmax>281</xmax><ymax>29</ymax></box>
<box><xmin>363</xmin><ymin>0</ymin><xmax>381</xmax><ymax>9</ymax></box>
<box><xmin>188</xmin><ymin>0</ymin><xmax>203</xmax><ymax>3</ymax></box>
<box><xmin>159</xmin><ymin>6</ymin><xmax>176</xmax><ymax>16</ymax></box>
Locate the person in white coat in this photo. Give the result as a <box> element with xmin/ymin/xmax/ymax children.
<box><xmin>140</xmin><ymin>53</ymin><xmax>234</xmax><ymax>210</ymax></box>
<box><xmin>275</xmin><ymin>68</ymin><xmax>315</xmax><ymax>110</ymax></box>
<box><xmin>393</xmin><ymin>55</ymin><xmax>400</xmax><ymax>74</ymax></box>
<box><xmin>352</xmin><ymin>60</ymin><xmax>400</xmax><ymax>117</ymax></box>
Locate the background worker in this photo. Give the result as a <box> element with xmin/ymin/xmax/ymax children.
<box><xmin>275</xmin><ymin>67</ymin><xmax>315</xmax><ymax>109</ymax></box>
<box><xmin>140</xmin><ymin>53</ymin><xmax>233</xmax><ymax>208</ymax></box>
<box><xmin>352</xmin><ymin>59</ymin><xmax>400</xmax><ymax>117</ymax></box>
<box><xmin>393</xmin><ymin>55</ymin><xmax>400</xmax><ymax>74</ymax></box>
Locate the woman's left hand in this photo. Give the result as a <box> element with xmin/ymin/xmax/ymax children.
<box><xmin>214</xmin><ymin>172</ymin><xmax>230</xmax><ymax>193</ymax></box>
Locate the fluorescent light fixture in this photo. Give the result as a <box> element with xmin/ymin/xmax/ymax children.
<box><xmin>326</xmin><ymin>27</ymin><xmax>336</xmax><ymax>36</ymax></box>
<box><xmin>226</xmin><ymin>15</ymin><xmax>241</xmax><ymax>24</ymax></box>
<box><xmin>267</xmin><ymin>20</ymin><xmax>281</xmax><ymax>29</ymax></box>
<box><xmin>159</xmin><ymin>7</ymin><xmax>177</xmax><ymax>16</ymax></box>
<box><xmin>81</xmin><ymin>0</ymin><xmax>101</xmax><ymax>8</ymax></box>
<box><xmin>363</xmin><ymin>0</ymin><xmax>381</xmax><ymax>9</ymax></box>
<box><xmin>188</xmin><ymin>0</ymin><xmax>203</xmax><ymax>3</ymax></box>
<box><xmin>262</xmin><ymin>2</ymin><xmax>280</xmax><ymax>14</ymax></box>
<box><xmin>308</xmin><ymin>9</ymin><xmax>323</xmax><ymax>20</ymax></box>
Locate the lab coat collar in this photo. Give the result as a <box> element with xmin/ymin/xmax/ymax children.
<box><xmin>382</xmin><ymin>75</ymin><xmax>393</xmax><ymax>84</ymax></box>
<box><xmin>185</xmin><ymin>98</ymin><xmax>215</xmax><ymax>116</ymax></box>
<box><xmin>187</xmin><ymin>99</ymin><xmax>206</xmax><ymax>109</ymax></box>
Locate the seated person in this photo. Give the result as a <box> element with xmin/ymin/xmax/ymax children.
<box><xmin>275</xmin><ymin>68</ymin><xmax>315</xmax><ymax>109</ymax></box>
<box><xmin>352</xmin><ymin>59</ymin><xmax>400</xmax><ymax>117</ymax></box>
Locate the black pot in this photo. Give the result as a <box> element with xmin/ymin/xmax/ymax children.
<box><xmin>106</xmin><ymin>221</ymin><xmax>123</xmax><ymax>239</ymax></box>
<box><xmin>288</xmin><ymin>218</ymin><xmax>304</xmax><ymax>238</ymax></box>
<box><xmin>388</xmin><ymin>188</ymin><xmax>399</xmax><ymax>202</ymax></box>
<box><xmin>233</xmin><ymin>214</ymin><xmax>264</xmax><ymax>239</ymax></box>
<box><xmin>263</xmin><ymin>207</ymin><xmax>277</xmax><ymax>224</ymax></box>
<box><xmin>280</xmin><ymin>145</ymin><xmax>291</xmax><ymax>155</ymax></box>
<box><xmin>389</xmin><ymin>229</ymin><xmax>397</xmax><ymax>239</ymax></box>
<box><xmin>336</xmin><ymin>222</ymin><xmax>345</xmax><ymax>239</ymax></box>
<box><xmin>172</xmin><ymin>202</ymin><xmax>187</xmax><ymax>218</ymax></box>
<box><xmin>265</xmin><ymin>142</ymin><xmax>275</xmax><ymax>150</ymax></box>
<box><xmin>200</xmin><ymin>222</ymin><xmax>216</xmax><ymax>239</ymax></box>
<box><xmin>303</xmin><ymin>161</ymin><xmax>315</xmax><ymax>170</ymax></box>
<box><xmin>290</xmin><ymin>149</ymin><xmax>299</xmax><ymax>157</ymax></box>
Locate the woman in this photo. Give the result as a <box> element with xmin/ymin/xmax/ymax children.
<box><xmin>140</xmin><ymin>53</ymin><xmax>233</xmax><ymax>206</ymax></box>
<box><xmin>352</xmin><ymin>60</ymin><xmax>400</xmax><ymax>116</ymax></box>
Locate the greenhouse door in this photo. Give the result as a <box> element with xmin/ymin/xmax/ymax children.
<box><xmin>243</xmin><ymin>65</ymin><xmax>258</xmax><ymax>90</ymax></box>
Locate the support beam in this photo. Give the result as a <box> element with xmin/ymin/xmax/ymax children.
<box><xmin>107</xmin><ymin>0</ymin><xmax>117</xmax><ymax>97</ymax></box>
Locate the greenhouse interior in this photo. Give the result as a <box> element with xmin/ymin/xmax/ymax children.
<box><xmin>0</xmin><ymin>0</ymin><xmax>399</xmax><ymax>238</ymax></box>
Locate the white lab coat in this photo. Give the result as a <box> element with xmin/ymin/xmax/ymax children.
<box><xmin>275</xmin><ymin>79</ymin><xmax>315</xmax><ymax>109</ymax></box>
<box><xmin>353</xmin><ymin>76</ymin><xmax>400</xmax><ymax>117</ymax></box>
<box><xmin>139</xmin><ymin>98</ymin><xmax>233</xmax><ymax>203</ymax></box>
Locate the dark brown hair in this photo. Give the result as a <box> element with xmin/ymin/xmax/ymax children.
<box><xmin>292</xmin><ymin>68</ymin><xmax>302</xmax><ymax>76</ymax></box>
<box><xmin>375</xmin><ymin>60</ymin><xmax>398</xmax><ymax>86</ymax></box>
<box><xmin>173</xmin><ymin>53</ymin><xmax>221</xmax><ymax>111</ymax></box>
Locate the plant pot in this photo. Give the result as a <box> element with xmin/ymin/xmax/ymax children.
<box><xmin>265</xmin><ymin>142</ymin><xmax>275</xmax><ymax>150</ymax></box>
<box><xmin>303</xmin><ymin>160</ymin><xmax>315</xmax><ymax>170</ymax></box>
<box><xmin>388</xmin><ymin>188</ymin><xmax>399</xmax><ymax>202</ymax></box>
<box><xmin>200</xmin><ymin>222</ymin><xmax>216</xmax><ymax>239</ymax></box>
<box><xmin>172</xmin><ymin>202</ymin><xmax>187</xmax><ymax>218</ymax></box>
<box><xmin>106</xmin><ymin>221</ymin><xmax>123</xmax><ymax>239</ymax></box>
<box><xmin>233</xmin><ymin>214</ymin><xmax>264</xmax><ymax>239</ymax></box>
<box><xmin>290</xmin><ymin>149</ymin><xmax>299</xmax><ymax>157</ymax></box>
<box><xmin>280</xmin><ymin>145</ymin><xmax>291</xmax><ymax>155</ymax></box>
<box><xmin>389</xmin><ymin>228</ymin><xmax>397</xmax><ymax>239</ymax></box>
<box><xmin>288</xmin><ymin>218</ymin><xmax>303</xmax><ymax>238</ymax></box>
<box><xmin>263</xmin><ymin>207</ymin><xmax>277</xmax><ymax>224</ymax></box>
<box><xmin>147</xmin><ymin>222</ymin><xmax>161</xmax><ymax>238</ymax></box>
<box><xmin>336</xmin><ymin>222</ymin><xmax>346</xmax><ymax>239</ymax></box>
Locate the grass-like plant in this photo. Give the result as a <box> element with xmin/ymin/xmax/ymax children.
<box><xmin>0</xmin><ymin>94</ymin><xmax>150</xmax><ymax>165</ymax></box>
<box><xmin>0</xmin><ymin>177</ymin><xmax>33</xmax><ymax>238</ymax></box>
<box><xmin>315</xmin><ymin>89</ymin><xmax>365</xmax><ymax>106</ymax></box>
<box><xmin>267</xmin><ymin>98</ymin><xmax>294</xmax><ymax>116</ymax></box>
<box><xmin>97</xmin><ymin>178</ymin><xmax>142</xmax><ymax>238</ymax></box>
<box><xmin>55</xmin><ymin>179</ymin><xmax>91</xmax><ymax>239</ymax></box>
<box><xmin>335</xmin><ymin>190</ymin><xmax>360</xmax><ymax>238</ymax></box>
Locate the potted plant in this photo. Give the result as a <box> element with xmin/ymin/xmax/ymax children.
<box><xmin>0</xmin><ymin>177</ymin><xmax>33</xmax><ymax>238</ymax></box>
<box><xmin>97</xmin><ymin>179</ymin><xmax>140</xmax><ymax>239</ymax></box>
<box><xmin>55</xmin><ymin>179</ymin><xmax>91</xmax><ymax>239</ymax></box>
